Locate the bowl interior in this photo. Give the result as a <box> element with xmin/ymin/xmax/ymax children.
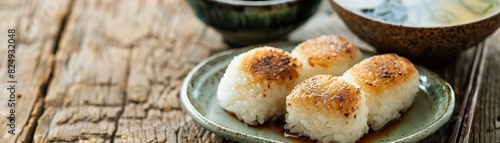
<box><xmin>334</xmin><ymin>0</ymin><xmax>500</xmax><ymax>27</ymax></box>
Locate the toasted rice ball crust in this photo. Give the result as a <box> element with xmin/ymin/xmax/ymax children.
<box><xmin>291</xmin><ymin>35</ymin><xmax>363</xmax><ymax>79</ymax></box>
<box><xmin>285</xmin><ymin>75</ymin><xmax>369</xmax><ymax>143</ymax></box>
<box><xmin>343</xmin><ymin>54</ymin><xmax>419</xmax><ymax>130</ymax></box>
<box><xmin>217</xmin><ymin>47</ymin><xmax>302</xmax><ymax>125</ymax></box>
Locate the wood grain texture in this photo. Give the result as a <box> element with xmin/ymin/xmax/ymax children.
<box><xmin>0</xmin><ymin>0</ymin><xmax>70</xmax><ymax>142</ymax></box>
<box><xmin>34</xmin><ymin>0</ymin><xmax>227</xmax><ymax>142</ymax></box>
<box><xmin>0</xmin><ymin>0</ymin><xmax>497</xmax><ymax>142</ymax></box>
<box><xmin>468</xmin><ymin>29</ymin><xmax>500</xmax><ymax>143</ymax></box>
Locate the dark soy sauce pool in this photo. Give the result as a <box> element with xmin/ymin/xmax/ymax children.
<box><xmin>251</xmin><ymin>112</ymin><xmax>408</xmax><ymax>143</ymax></box>
<box><xmin>255</xmin><ymin>116</ymin><xmax>312</xmax><ymax>143</ymax></box>
<box><xmin>357</xmin><ymin>113</ymin><xmax>407</xmax><ymax>143</ymax></box>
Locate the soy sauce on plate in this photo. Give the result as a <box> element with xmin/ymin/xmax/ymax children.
<box><xmin>253</xmin><ymin>113</ymin><xmax>408</xmax><ymax>143</ymax></box>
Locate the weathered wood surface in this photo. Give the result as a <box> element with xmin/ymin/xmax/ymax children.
<box><xmin>33</xmin><ymin>0</ymin><xmax>227</xmax><ymax>142</ymax></box>
<box><xmin>467</xmin><ymin>29</ymin><xmax>500</xmax><ymax>143</ymax></box>
<box><xmin>0</xmin><ymin>0</ymin><xmax>71</xmax><ymax>142</ymax></box>
<box><xmin>0</xmin><ymin>0</ymin><xmax>499</xmax><ymax>142</ymax></box>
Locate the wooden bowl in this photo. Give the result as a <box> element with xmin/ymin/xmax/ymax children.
<box><xmin>328</xmin><ymin>0</ymin><xmax>500</xmax><ymax>64</ymax></box>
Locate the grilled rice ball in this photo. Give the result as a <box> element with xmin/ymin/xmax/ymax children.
<box><xmin>343</xmin><ymin>54</ymin><xmax>419</xmax><ymax>131</ymax></box>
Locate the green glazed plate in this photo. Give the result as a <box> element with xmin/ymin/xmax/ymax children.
<box><xmin>181</xmin><ymin>42</ymin><xmax>455</xmax><ymax>143</ymax></box>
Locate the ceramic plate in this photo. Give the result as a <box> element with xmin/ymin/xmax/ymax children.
<box><xmin>180</xmin><ymin>42</ymin><xmax>455</xmax><ymax>143</ymax></box>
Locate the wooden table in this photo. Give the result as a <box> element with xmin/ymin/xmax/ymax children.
<box><xmin>0</xmin><ymin>0</ymin><xmax>498</xmax><ymax>142</ymax></box>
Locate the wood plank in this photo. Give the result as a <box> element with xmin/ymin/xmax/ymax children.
<box><xmin>34</xmin><ymin>0</ymin><xmax>131</xmax><ymax>141</ymax></box>
<box><xmin>34</xmin><ymin>0</ymin><xmax>228</xmax><ymax>142</ymax></box>
<box><xmin>0</xmin><ymin>0</ymin><xmax>71</xmax><ymax>142</ymax></box>
<box><xmin>115</xmin><ymin>0</ymin><xmax>228</xmax><ymax>142</ymax></box>
<box><xmin>468</xmin><ymin>29</ymin><xmax>500</xmax><ymax>143</ymax></box>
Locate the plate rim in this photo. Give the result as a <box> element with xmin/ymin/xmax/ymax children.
<box><xmin>180</xmin><ymin>42</ymin><xmax>455</xmax><ymax>143</ymax></box>
<box><xmin>397</xmin><ymin>66</ymin><xmax>456</xmax><ymax>142</ymax></box>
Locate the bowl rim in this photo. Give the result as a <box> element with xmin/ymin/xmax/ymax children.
<box><xmin>330</xmin><ymin>0</ymin><xmax>500</xmax><ymax>28</ymax></box>
<box><xmin>212</xmin><ymin>0</ymin><xmax>299</xmax><ymax>6</ymax></box>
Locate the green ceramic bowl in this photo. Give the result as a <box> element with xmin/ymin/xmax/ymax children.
<box><xmin>187</xmin><ymin>0</ymin><xmax>321</xmax><ymax>46</ymax></box>
<box><xmin>181</xmin><ymin>42</ymin><xmax>455</xmax><ymax>143</ymax></box>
